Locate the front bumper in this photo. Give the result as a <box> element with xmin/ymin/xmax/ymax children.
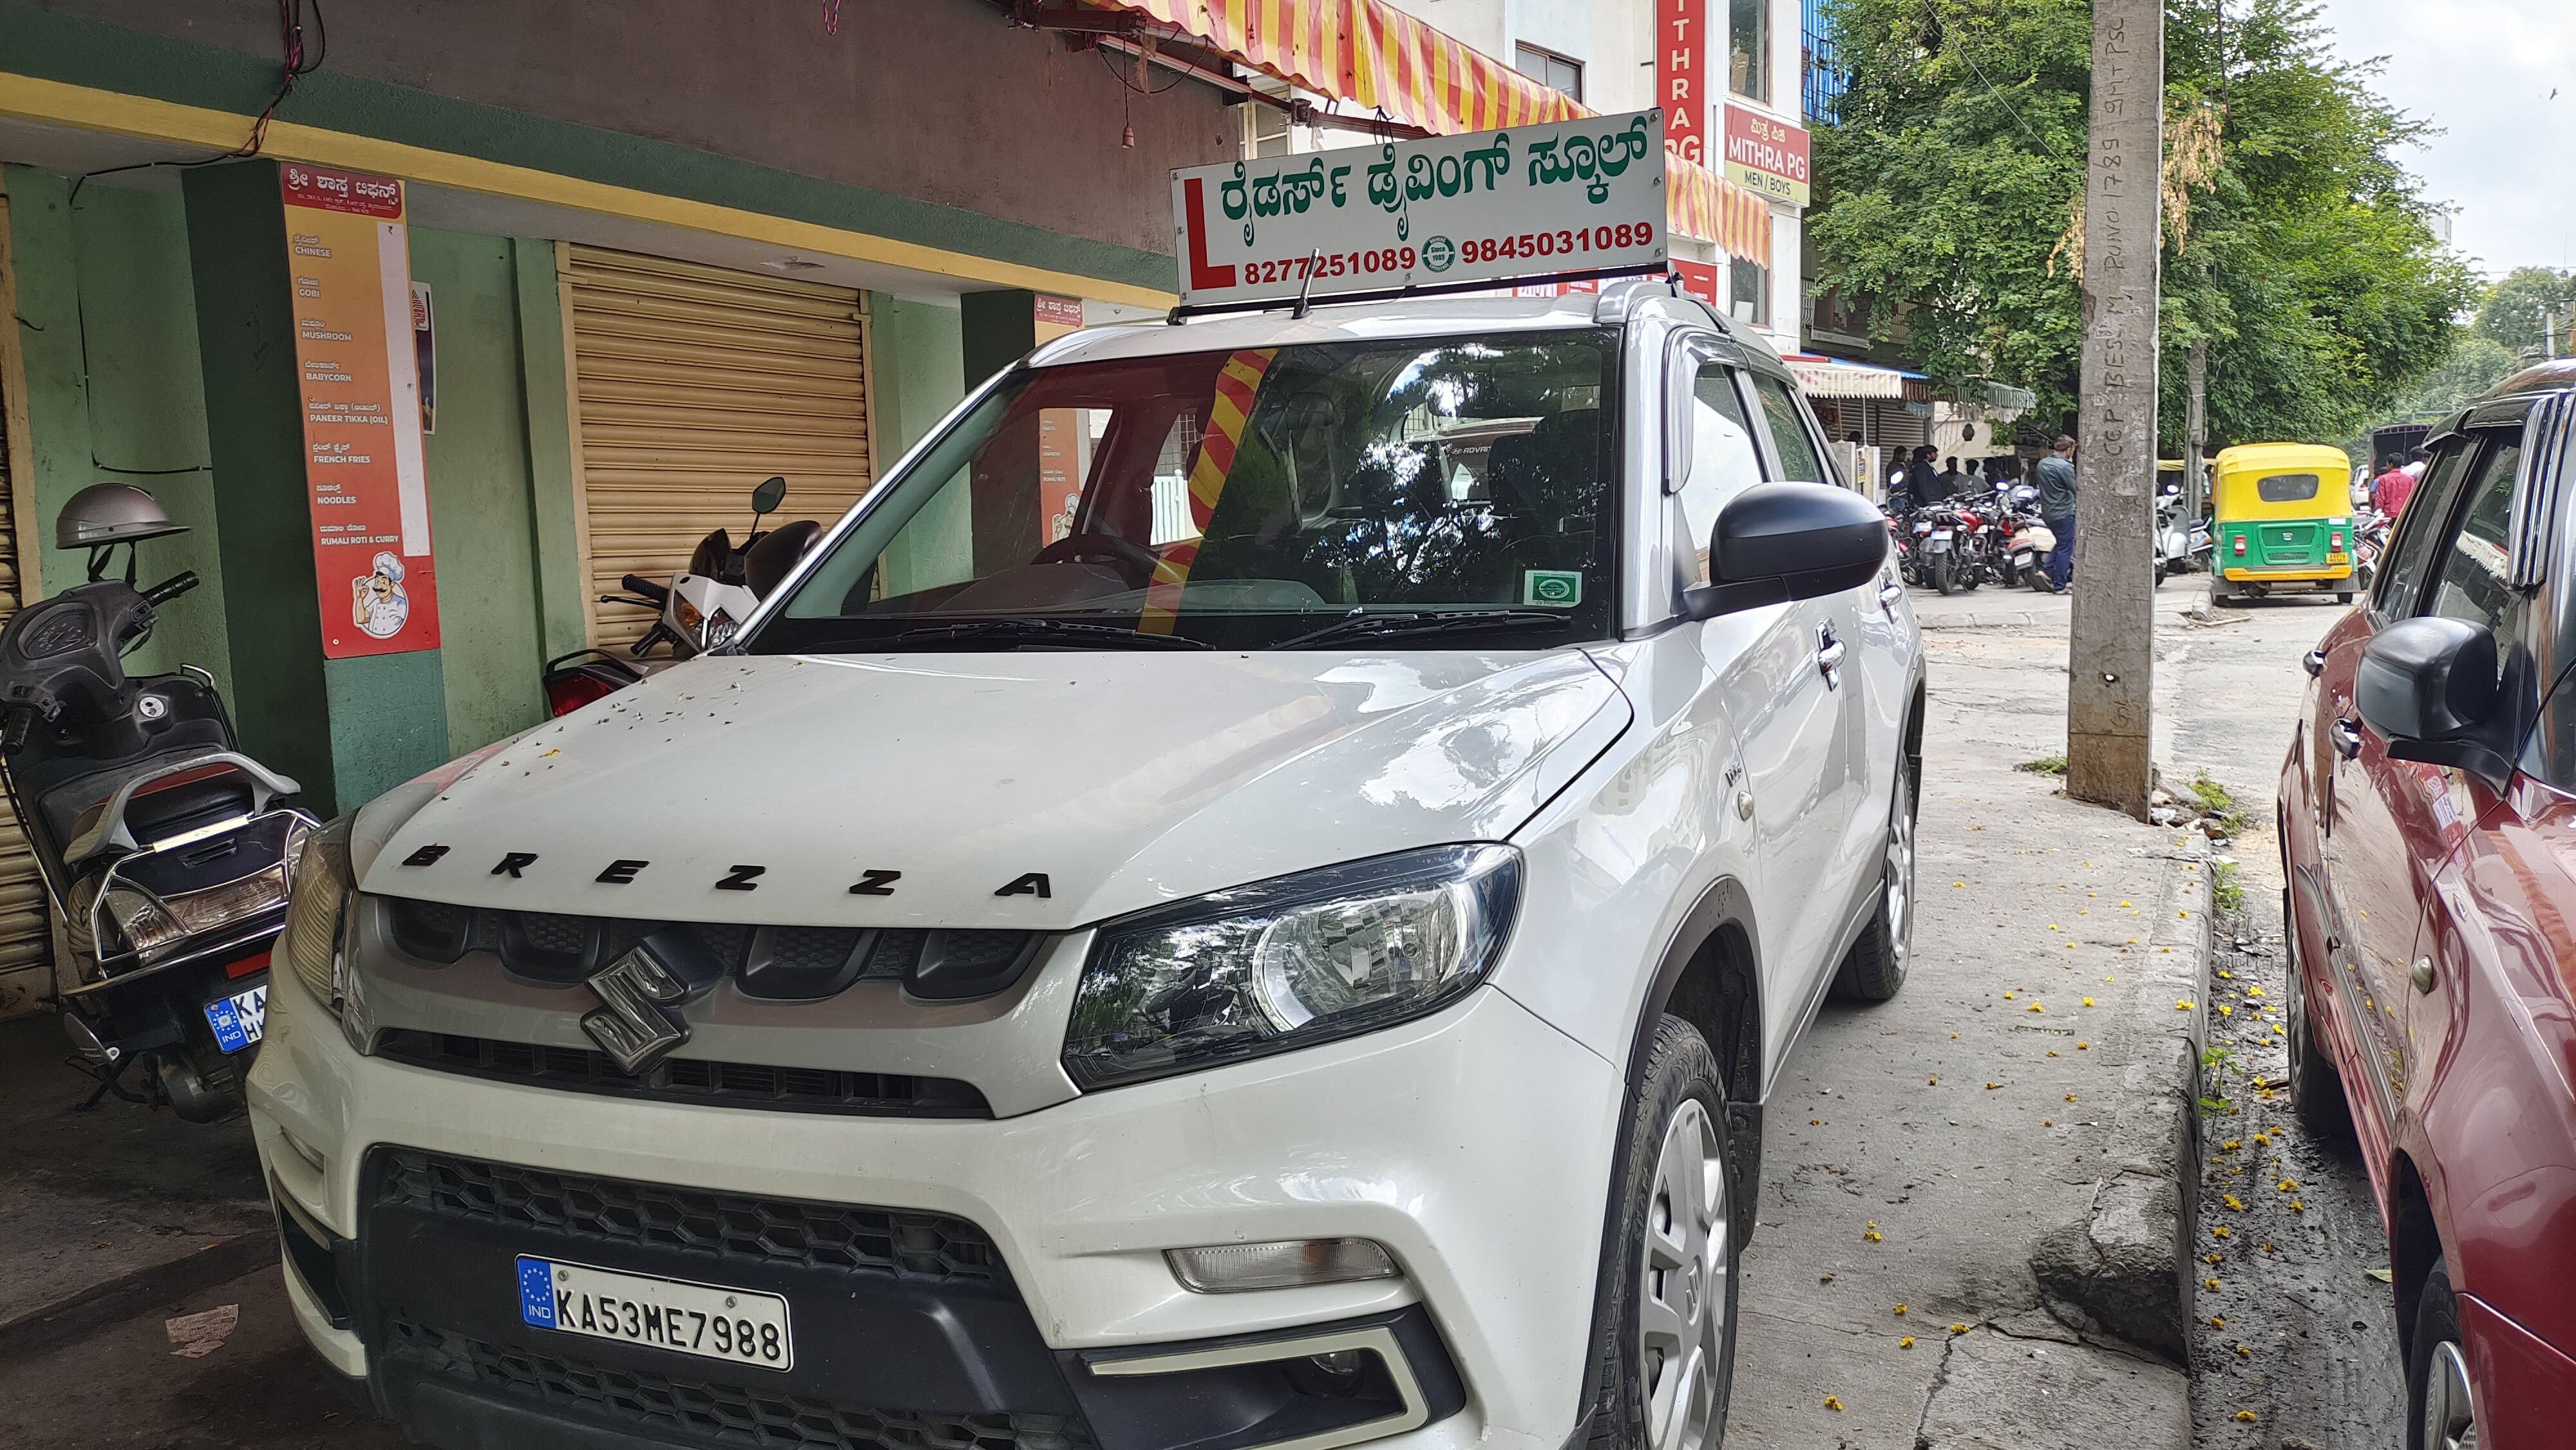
<box><xmin>249</xmin><ymin>970</ymin><xmax>1619</xmax><ymax>1450</ymax></box>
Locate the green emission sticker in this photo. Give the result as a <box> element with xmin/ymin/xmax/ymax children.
<box><xmin>1522</xmin><ymin>569</ymin><xmax>1582</xmax><ymax>607</ymax></box>
<box><xmin>1423</xmin><ymin>236</ymin><xmax>1457</xmax><ymax>273</ymax></box>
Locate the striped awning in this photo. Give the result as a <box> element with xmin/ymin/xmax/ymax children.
<box><xmin>1781</xmin><ymin>354</ymin><xmax>1931</xmax><ymax>402</ymax></box>
<box><xmin>1096</xmin><ymin>0</ymin><xmax>1774</xmax><ymax>261</ymax></box>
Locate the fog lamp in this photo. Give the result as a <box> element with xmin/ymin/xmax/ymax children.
<box><xmin>1166</xmin><ymin>1238</ymin><xmax>1400</xmax><ymax>1294</ymax></box>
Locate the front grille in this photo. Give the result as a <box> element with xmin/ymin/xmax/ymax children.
<box><xmin>372</xmin><ymin>1149</ymin><xmax>1002</xmax><ymax>1282</ymax></box>
<box><xmin>381</xmin><ymin>899</ymin><xmax>1037</xmax><ymax>1003</ymax></box>
<box><xmin>388</xmin><ymin>1318</ymin><xmax>1093</xmax><ymax>1450</ymax></box>
<box><xmin>375</xmin><ymin>1030</ymin><xmax>993</xmax><ymax>1120</ymax></box>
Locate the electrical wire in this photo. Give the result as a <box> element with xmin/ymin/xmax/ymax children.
<box><xmin>1917</xmin><ymin>0</ymin><xmax>2066</xmax><ymax>163</ymax></box>
<box><xmin>1094</xmin><ymin>38</ymin><xmax>1189</xmax><ymax>97</ymax></box>
<box><xmin>68</xmin><ymin>0</ymin><xmax>327</xmax><ymax>203</ymax></box>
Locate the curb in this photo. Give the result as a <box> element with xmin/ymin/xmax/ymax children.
<box><xmin>0</xmin><ymin>1232</ymin><xmax>278</xmax><ymax>1364</ymax></box>
<box><xmin>1913</xmin><ymin>604</ymin><xmax>2067</xmax><ymax>631</ymax></box>
<box><xmin>2029</xmin><ymin>840</ymin><xmax>2213</xmax><ymax>1364</ymax></box>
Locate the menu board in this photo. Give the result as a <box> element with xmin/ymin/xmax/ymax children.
<box><xmin>281</xmin><ymin>164</ymin><xmax>440</xmax><ymax>657</ymax></box>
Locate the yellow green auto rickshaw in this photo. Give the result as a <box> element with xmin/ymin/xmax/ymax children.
<box><xmin>2209</xmin><ymin>442</ymin><xmax>2356</xmax><ymax>606</ymax></box>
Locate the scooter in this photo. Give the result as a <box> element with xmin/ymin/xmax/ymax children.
<box><xmin>540</xmin><ymin>476</ymin><xmax>823</xmax><ymax>716</ymax></box>
<box><xmin>0</xmin><ymin>485</ymin><xmax>312</xmax><ymax>1120</ymax></box>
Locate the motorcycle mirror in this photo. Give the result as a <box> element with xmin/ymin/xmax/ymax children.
<box><xmin>751</xmin><ymin>476</ymin><xmax>787</xmax><ymax>519</ymax></box>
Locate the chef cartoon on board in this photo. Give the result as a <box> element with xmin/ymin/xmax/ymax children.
<box><xmin>352</xmin><ymin>550</ymin><xmax>411</xmax><ymax>640</ymax></box>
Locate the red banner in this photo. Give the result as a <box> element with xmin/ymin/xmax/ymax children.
<box><xmin>281</xmin><ymin>164</ymin><xmax>440</xmax><ymax>657</ymax></box>
<box><xmin>1658</xmin><ymin>0</ymin><xmax>1710</xmax><ymax>165</ymax></box>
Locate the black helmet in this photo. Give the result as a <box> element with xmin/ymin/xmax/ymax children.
<box><xmin>56</xmin><ymin>484</ymin><xmax>187</xmax><ymax>549</ymax></box>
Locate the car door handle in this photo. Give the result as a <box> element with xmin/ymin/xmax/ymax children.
<box><xmin>2303</xmin><ymin>649</ymin><xmax>2326</xmax><ymax>679</ymax></box>
<box><xmin>2329</xmin><ymin>717</ymin><xmax>2362</xmax><ymax>760</ymax></box>
<box><xmin>1878</xmin><ymin>579</ymin><xmax>1905</xmax><ymax>613</ymax></box>
<box><xmin>1816</xmin><ymin>635</ymin><xmax>1847</xmax><ymax>687</ymax></box>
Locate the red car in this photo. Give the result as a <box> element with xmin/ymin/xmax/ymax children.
<box><xmin>2281</xmin><ymin>359</ymin><xmax>2576</xmax><ymax>1450</ymax></box>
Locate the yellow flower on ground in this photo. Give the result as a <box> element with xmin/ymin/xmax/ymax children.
<box><xmin>1985</xmin><ymin>1082</ymin><xmax>2002</xmax><ymax>1090</ymax></box>
<box><xmin>2204</xmin><ymin>1277</ymin><xmax>2222</xmax><ymax>1291</ymax></box>
<box><xmin>1893</xmin><ymin>1304</ymin><xmax>1908</xmax><ymax>1315</ymax></box>
<box><xmin>1948</xmin><ymin>1323</ymin><xmax>1969</xmax><ymax>1334</ymax></box>
<box><xmin>1900</xmin><ymin>1335</ymin><xmax>1916</xmax><ymax>1348</ymax></box>
<box><xmin>2224</xmin><ymin>1194</ymin><xmax>2245</xmax><ymax>1211</ymax></box>
<box><xmin>2082</xmin><ymin>995</ymin><xmax>2096</xmax><ymax>1007</ymax></box>
<box><xmin>2029</xmin><ymin>1003</ymin><xmax>2045</xmax><ymax>1013</ymax></box>
<box><xmin>2177</xmin><ymin>999</ymin><xmax>2195</xmax><ymax>1011</ymax></box>
<box><xmin>2235</xmin><ymin>1409</ymin><xmax>2257</xmax><ymax>1422</ymax></box>
<box><xmin>1824</xmin><ymin>1396</ymin><xmax>1844</xmax><ymax>1412</ymax></box>
<box><xmin>2213</xmin><ymin>1226</ymin><xmax>2231</xmax><ymax>1238</ymax></box>
<box><xmin>2247</xmin><ymin>985</ymin><xmax>2265</xmax><ymax>997</ymax></box>
<box><xmin>2077</xmin><ymin>1040</ymin><xmax>2090</xmax><ymax>1049</ymax></box>
<box><xmin>2210</xmin><ymin>1315</ymin><xmax>2227</xmax><ymax>1328</ymax></box>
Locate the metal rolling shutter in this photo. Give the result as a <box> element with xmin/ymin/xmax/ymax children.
<box><xmin>560</xmin><ymin>247</ymin><xmax>874</xmax><ymax>648</ymax></box>
<box><xmin>0</xmin><ymin>331</ymin><xmax>48</xmax><ymax>996</ymax></box>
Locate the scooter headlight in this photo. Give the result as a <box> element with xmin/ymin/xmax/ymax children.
<box><xmin>1063</xmin><ymin>845</ymin><xmax>1519</xmax><ymax>1090</ymax></box>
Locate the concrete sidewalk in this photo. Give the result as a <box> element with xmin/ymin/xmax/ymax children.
<box><xmin>1724</xmin><ymin>605</ymin><xmax>2214</xmax><ymax>1449</ymax></box>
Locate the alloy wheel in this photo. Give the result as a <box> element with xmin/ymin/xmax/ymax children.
<box><xmin>1884</xmin><ymin>770</ymin><xmax>1916</xmax><ymax>979</ymax></box>
<box><xmin>1638</xmin><ymin>1098</ymin><xmax>1729</xmax><ymax>1450</ymax></box>
<box><xmin>2421</xmin><ymin>1340</ymin><xmax>2478</xmax><ymax>1450</ymax></box>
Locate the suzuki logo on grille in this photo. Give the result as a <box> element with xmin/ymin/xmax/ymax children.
<box><xmin>581</xmin><ymin>945</ymin><xmax>692</xmax><ymax>1074</ymax></box>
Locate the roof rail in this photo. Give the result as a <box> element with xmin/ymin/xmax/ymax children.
<box><xmin>1593</xmin><ymin>274</ymin><xmax>1685</xmax><ymax>325</ymax></box>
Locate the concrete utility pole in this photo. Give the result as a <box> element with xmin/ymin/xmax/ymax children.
<box><xmin>2185</xmin><ymin>340</ymin><xmax>2208</xmax><ymax>520</ymax></box>
<box><xmin>2065</xmin><ymin>0</ymin><xmax>2164</xmax><ymax>819</ymax></box>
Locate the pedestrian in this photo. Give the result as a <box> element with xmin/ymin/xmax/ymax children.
<box><xmin>1936</xmin><ymin>456</ymin><xmax>1966</xmax><ymax>498</ymax></box>
<box><xmin>1905</xmin><ymin>445</ymin><xmax>1942</xmax><ymax>505</ymax></box>
<box><xmin>2034</xmin><ymin>435</ymin><xmax>2078</xmax><ymax>591</ymax></box>
<box><xmin>1964</xmin><ymin>458</ymin><xmax>1985</xmax><ymax>496</ymax></box>
<box><xmin>2371</xmin><ymin>452</ymin><xmax>2416</xmax><ymax>520</ymax></box>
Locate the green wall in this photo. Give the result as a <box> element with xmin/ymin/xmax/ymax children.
<box><xmin>410</xmin><ymin>227</ymin><xmax>547</xmax><ymax>755</ymax></box>
<box><xmin>868</xmin><ymin>294</ymin><xmax>965</xmax><ymax>460</ymax></box>
<box><xmin>4</xmin><ymin>167</ymin><xmax>233</xmax><ymax>694</ymax></box>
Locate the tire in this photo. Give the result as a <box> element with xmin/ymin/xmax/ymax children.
<box><xmin>1586</xmin><ymin>1019</ymin><xmax>1739</xmax><ymax>1450</ymax></box>
<box><xmin>1832</xmin><ymin>755</ymin><xmax>1916</xmax><ymax>1002</ymax></box>
<box><xmin>2406</xmin><ymin>1263</ymin><xmax>2479</xmax><ymax>1450</ymax></box>
<box><xmin>2155</xmin><ymin>557</ymin><xmax>2171</xmax><ymax>583</ymax></box>
<box><xmin>1929</xmin><ymin>551</ymin><xmax>1956</xmax><ymax>596</ymax></box>
<box><xmin>2336</xmin><ymin>591</ymin><xmax>2356</xmax><ymax>605</ymax></box>
<box><xmin>2211</xmin><ymin>581</ymin><xmax>2244</xmax><ymax>608</ymax></box>
<box><xmin>2021</xmin><ymin>565</ymin><xmax>2049</xmax><ymax>592</ymax></box>
<box><xmin>2282</xmin><ymin>890</ymin><xmax>2355</xmax><ymax>1145</ymax></box>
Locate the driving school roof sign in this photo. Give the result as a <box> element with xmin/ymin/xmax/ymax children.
<box><xmin>1173</xmin><ymin>109</ymin><xmax>1669</xmax><ymax>308</ymax></box>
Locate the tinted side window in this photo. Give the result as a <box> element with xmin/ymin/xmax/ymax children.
<box><xmin>2422</xmin><ymin>438</ymin><xmax>2524</xmax><ymax>670</ymax></box>
<box><xmin>1675</xmin><ymin>364</ymin><xmax>1765</xmax><ymax>584</ymax></box>
<box><xmin>2372</xmin><ymin>442</ymin><xmax>2473</xmax><ymax>618</ymax></box>
<box><xmin>1748</xmin><ymin>373</ymin><xmax>1828</xmax><ymax>484</ymax></box>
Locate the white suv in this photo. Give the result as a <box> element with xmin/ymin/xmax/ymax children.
<box><xmin>253</xmin><ymin>281</ymin><xmax>1924</xmax><ymax>1450</ymax></box>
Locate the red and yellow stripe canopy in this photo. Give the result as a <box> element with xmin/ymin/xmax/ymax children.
<box><xmin>1098</xmin><ymin>0</ymin><xmax>1774</xmax><ymax>263</ymax></box>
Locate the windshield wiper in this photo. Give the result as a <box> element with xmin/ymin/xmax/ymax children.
<box><xmin>1274</xmin><ymin>610</ymin><xmax>1574</xmax><ymax>650</ymax></box>
<box><xmin>893</xmin><ymin>619</ymin><xmax>1211</xmax><ymax>651</ymax></box>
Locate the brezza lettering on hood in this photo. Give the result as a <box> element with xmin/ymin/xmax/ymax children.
<box><xmin>356</xmin><ymin>650</ymin><xmax>1630</xmax><ymax>930</ymax></box>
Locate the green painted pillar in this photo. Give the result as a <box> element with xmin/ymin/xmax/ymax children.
<box><xmin>180</xmin><ymin>161</ymin><xmax>448</xmax><ymax>818</ymax></box>
<box><xmin>960</xmin><ymin>288</ymin><xmax>1037</xmax><ymax>390</ymax></box>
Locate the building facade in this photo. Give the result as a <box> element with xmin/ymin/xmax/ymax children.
<box><xmin>0</xmin><ymin>0</ymin><xmax>1245</xmax><ymax>1006</ymax></box>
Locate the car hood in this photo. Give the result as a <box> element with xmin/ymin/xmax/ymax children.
<box><xmin>357</xmin><ymin>648</ymin><xmax>1629</xmax><ymax>928</ymax></box>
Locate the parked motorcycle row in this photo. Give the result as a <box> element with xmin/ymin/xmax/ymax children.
<box><xmin>1885</xmin><ymin>474</ymin><xmax>2218</xmax><ymax>594</ymax></box>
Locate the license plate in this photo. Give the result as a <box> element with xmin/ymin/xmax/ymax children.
<box><xmin>1931</xmin><ymin>529</ymin><xmax>1953</xmax><ymax>540</ymax></box>
<box><xmin>204</xmin><ymin>986</ymin><xmax>268</xmax><ymax>1054</ymax></box>
<box><xmin>517</xmin><ymin>1257</ymin><xmax>792</xmax><ymax>1370</ymax></box>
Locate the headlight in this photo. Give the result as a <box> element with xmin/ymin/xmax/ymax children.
<box><xmin>1063</xmin><ymin>844</ymin><xmax>1519</xmax><ymax>1090</ymax></box>
<box><xmin>279</xmin><ymin>815</ymin><xmax>370</xmax><ymax>1051</ymax></box>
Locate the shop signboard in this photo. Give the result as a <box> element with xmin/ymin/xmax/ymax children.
<box><xmin>281</xmin><ymin>163</ymin><xmax>439</xmax><ymax>657</ymax></box>
<box><xmin>1656</xmin><ymin>0</ymin><xmax>1710</xmax><ymax>164</ymax></box>
<box><xmin>1723</xmin><ymin>104</ymin><xmax>1811</xmax><ymax>207</ymax></box>
<box><xmin>1171</xmin><ymin>109</ymin><xmax>1669</xmax><ymax>307</ymax></box>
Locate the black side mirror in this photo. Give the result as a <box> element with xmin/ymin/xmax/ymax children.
<box><xmin>751</xmin><ymin>475</ymin><xmax>788</xmax><ymax>518</ymax></box>
<box><xmin>2356</xmin><ymin>616</ymin><xmax>2511</xmax><ymax>784</ymax></box>
<box><xmin>1682</xmin><ymin>482</ymin><xmax>1889</xmax><ymax>621</ymax></box>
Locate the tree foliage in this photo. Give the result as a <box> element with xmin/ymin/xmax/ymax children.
<box><xmin>2472</xmin><ymin>267</ymin><xmax>2576</xmax><ymax>360</ymax></box>
<box><xmin>1808</xmin><ymin>0</ymin><xmax>2474</xmax><ymax>449</ymax></box>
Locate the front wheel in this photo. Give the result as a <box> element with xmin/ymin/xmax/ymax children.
<box><xmin>1586</xmin><ymin>1019</ymin><xmax>1739</xmax><ymax>1450</ymax></box>
<box><xmin>2406</xmin><ymin>1264</ymin><xmax>2478</xmax><ymax>1450</ymax></box>
<box><xmin>1929</xmin><ymin>551</ymin><xmax>1957</xmax><ymax>596</ymax></box>
<box><xmin>1831</xmin><ymin>756</ymin><xmax>1915</xmax><ymax>1002</ymax></box>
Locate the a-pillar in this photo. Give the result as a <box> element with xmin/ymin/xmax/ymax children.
<box><xmin>182</xmin><ymin>161</ymin><xmax>448</xmax><ymax>819</ymax></box>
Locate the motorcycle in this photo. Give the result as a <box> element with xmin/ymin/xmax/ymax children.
<box><xmin>540</xmin><ymin>476</ymin><xmax>822</xmax><ymax>716</ymax></box>
<box><xmin>0</xmin><ymin>485</ymin><xmax>311</xmax><ymax>1120</ymax></box>
<box><xmin>2350</xmin><ymin>507</ymin><xmax>2391</xmax><ymax>595</ymax></box>
<box><xmin>1993</xmin><ymin>486</ymin><xmax>2055</xmax><ymax>592</ymax></box>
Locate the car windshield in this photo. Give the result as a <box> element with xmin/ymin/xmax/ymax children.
<box><xmin>755</xmin><ymin>330</ymin><xmax>1619</xmax><ymax>652</ymax></box>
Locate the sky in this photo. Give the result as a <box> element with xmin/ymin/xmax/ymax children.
<box><xmin>2320</xmin><ymin>0</ymin><xmax>2573</xmax><ymax>279</ymax></box>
